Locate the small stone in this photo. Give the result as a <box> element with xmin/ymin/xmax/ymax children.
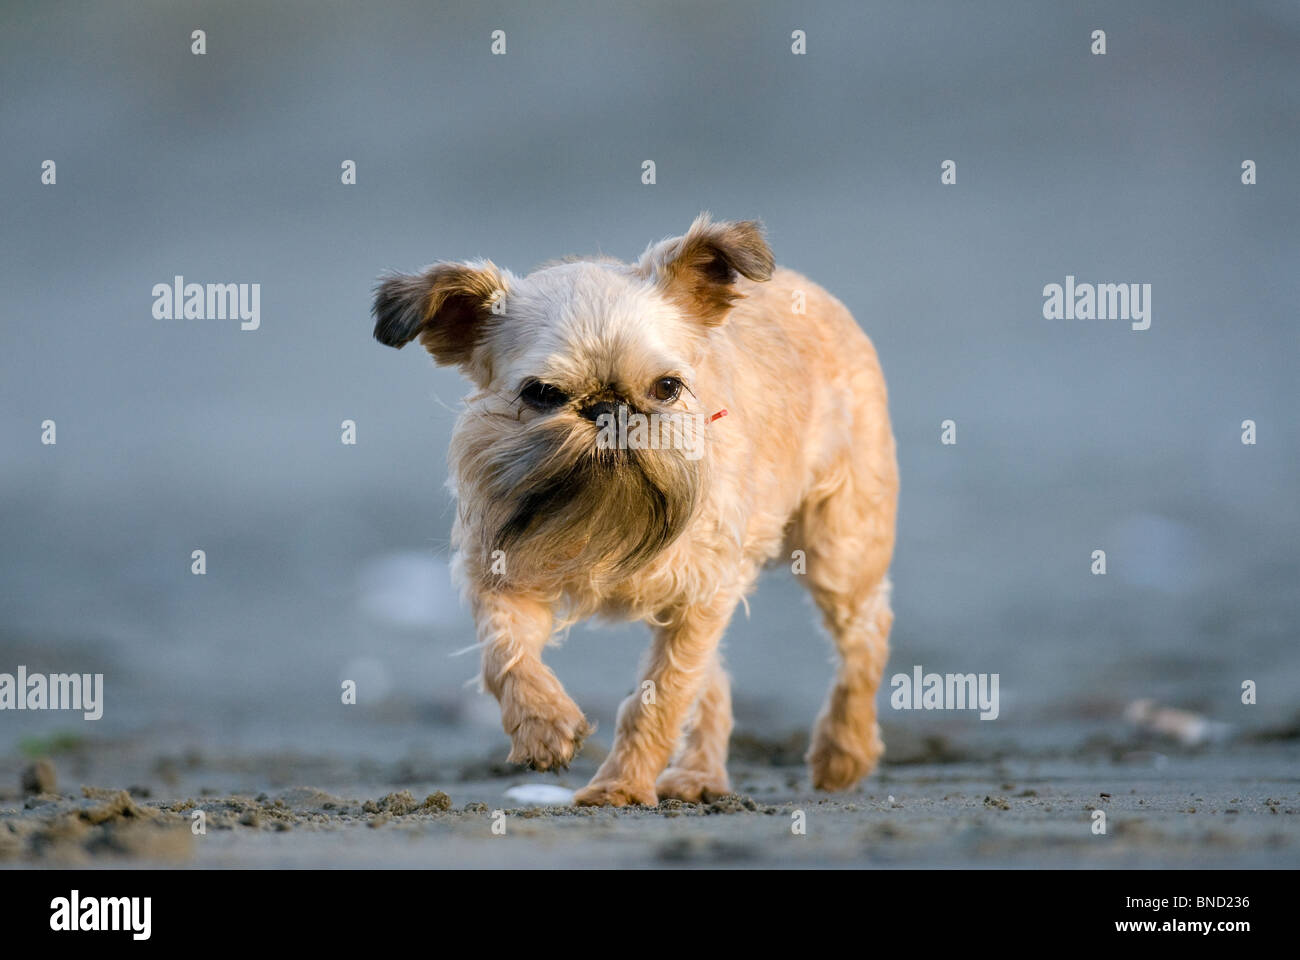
<box><xmin>21</xmin><ymin>760</ymin><xmax>57</xmax><ymax>796</ymax></box>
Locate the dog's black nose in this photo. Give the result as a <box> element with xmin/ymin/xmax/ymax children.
<box><xmin>580</xmin><ymin>400</ymin><xmax>619</xmax><ymax>423</ymax></box>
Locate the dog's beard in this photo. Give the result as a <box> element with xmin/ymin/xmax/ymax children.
<box><xmin>453</xmin><ymin>411</ymin><xmax>702</xmax><ymax>588</ymax></box>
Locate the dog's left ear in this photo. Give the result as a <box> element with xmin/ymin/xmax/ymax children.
<box><xmin>638</xmin><ymin>214</ymin><xmax>774</xmax><ymax>326</ymax></box>
<box><xmin>371</xmin><ymin>260</ymin><xmax>506</xmax><ymax>370</ymax></box>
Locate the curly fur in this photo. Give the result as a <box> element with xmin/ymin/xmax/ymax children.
<box><xmin>372</xmin><ymin>214</ymin><xmax>899</xmax><ymax>803</ymax></box>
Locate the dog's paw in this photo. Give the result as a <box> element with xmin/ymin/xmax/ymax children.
<box><xmin>807</xmin><ymin>723</ymin><xmax>882</xmax><ymax>791</ymax></box>
<box><xmin>655</xmin><ymin>767</ymin><xmax>730</xmax><ymax>803</ymax></box>
<box><xmin>572</xmin><ymin>779</ymin><xmax>658</xmax><ymax>807</ymax></box>
<box><xmin>504</xmin><ymin>697</ymin><xmax>593</xmax><ymax>772</ymax></box>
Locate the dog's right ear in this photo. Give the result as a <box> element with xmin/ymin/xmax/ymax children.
<box><xmin>371</xmin><ymin>260</ymin><xmax>506</xmax><ymax>368</ymax></box>
<box><xmin>637</xmin><ymin>214</ymin><xmax>774</xmax><ymax>327</ymax></box>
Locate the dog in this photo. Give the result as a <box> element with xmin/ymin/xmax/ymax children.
<box><xmin>372</xmin><ymin>215</ymin><xmax>898</xmax><ymax>806</ymax></box>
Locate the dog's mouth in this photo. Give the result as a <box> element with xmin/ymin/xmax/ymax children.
<box><xmin>474</xmin><ymin>413</ymin><xmax>702</xmax><ymax>585</ymax></box>
<box><xmin>498</xmin><ymin>446</ymin><xmax>672</xmax><ymax>553</ymax></box>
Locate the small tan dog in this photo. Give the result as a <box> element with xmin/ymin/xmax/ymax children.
<box><xmin>372</xmin><ymin>215</ymin><xmax>898</xmax><ymax>806</ymax></box>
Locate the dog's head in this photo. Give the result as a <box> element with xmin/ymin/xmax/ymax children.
<box><xmin>371</xmin><ymin>214</ymin><xmax>773</xmax><ymax>589</ymax></box>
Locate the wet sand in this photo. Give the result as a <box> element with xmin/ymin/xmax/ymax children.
<box><xmin>4</xmin><ymin>734</ymin><xmax>1296</xmax><ymax>868</ymax></box>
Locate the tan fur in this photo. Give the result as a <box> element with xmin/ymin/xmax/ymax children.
<box><xmin>372</xmin><ymin>214</ymin><xmax>898</xmax><ymax>804</ymax></box>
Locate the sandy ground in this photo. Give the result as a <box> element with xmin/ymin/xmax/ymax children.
<box><xmin>3</xmin><ymin>732</ymin><xmax>1297</xmax><ymax>869</ymax></box>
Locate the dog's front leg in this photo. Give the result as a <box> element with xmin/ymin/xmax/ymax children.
<box><xmin>474</xmin><ymin>591</ymin><xmax>592</xmax><ymax>771</ymax></box>
<box><xmin>573</xmin><ymin>597</ymin><xmax>738</xmax><ymax>807</ymax></box>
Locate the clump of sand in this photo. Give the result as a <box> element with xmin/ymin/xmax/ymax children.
<box><xmin>2</xmin><ymin>788</ymin><xmax>192</xmax><ymax>864</ymax></box>
<box><xmin>362</xmin><ymin>790</ymin><xmax>453</xmax><ymax>816</ymax></box>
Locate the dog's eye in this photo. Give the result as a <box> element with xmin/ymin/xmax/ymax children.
<box><xmin>651</xmin><ymin>377</ymin><xmax>683</xmax><ymax>403</ymax></box>
<box><xmin>519</xmin><ymin>380</ymin><xmax>569</xmax><ymax>410</ymax></box>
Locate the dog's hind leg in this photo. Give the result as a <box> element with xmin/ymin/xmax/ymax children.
<box><xmin>792</xmin><ymin>455</ymin><xmax>897</xmax><ymax>791</ymax></box>
<box><xmin>654</xmin><ymin>652</ymin><xmax>733</xmax><ymax>802</ymax></box>
<box><xmin>805</xmin><ymin>575</ymin><xmax>893</xmax><ymax>790</ymax></box>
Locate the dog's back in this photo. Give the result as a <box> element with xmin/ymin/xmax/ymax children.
<box><xmin>698</xmin><ymin>266</ymin><xmax>897</xmax><ymax>574</ymax></box>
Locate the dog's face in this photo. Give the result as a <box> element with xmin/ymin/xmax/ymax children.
<box><xmin>372</xmin><ymin>215</ymin><xmax>773</xmax><ymax>589</ymax></box>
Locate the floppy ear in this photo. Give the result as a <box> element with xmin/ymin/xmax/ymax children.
<box><xmin>638</xmin><ymin>214</ymin><xmax>774</xmax><ymax>325</ymax></box>
<box><xmin>371</xmin><ymin>260</ymin><xmax>506</xmax><ymax>367</ymax></box>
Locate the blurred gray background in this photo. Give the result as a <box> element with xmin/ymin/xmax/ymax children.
<box><xmin>2</xmin><ymin>0</ymin><xmax>1297</xmax><ymax>773</ymax></box>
